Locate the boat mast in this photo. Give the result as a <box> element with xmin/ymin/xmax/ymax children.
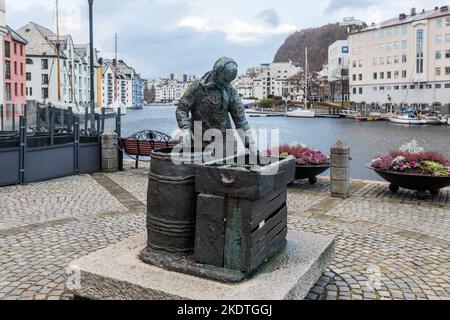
<box><xmin>56</xmin><ymin>0</ymin><xmax>61</xmax><ymax>101</ymax></box>
<box><xmin>305</xmin><ymin>47</ymin><xmax>308</xmax><ymax>109</ymax></box>
<box><xmin>114</xmin><ymin>33</ymin><xmax>118</xmax><ymax>104</ymax></box>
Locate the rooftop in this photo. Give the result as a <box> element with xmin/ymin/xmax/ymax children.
<box><xmin>356</xmin><ymin>6</ymin><xmax>450</xmax><ymax>33</ymax></box>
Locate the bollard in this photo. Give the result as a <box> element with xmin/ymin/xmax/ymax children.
<box><xmin>330</xmin><ymin>140</ymin><xmax>351</xmax><ymax>199</ymax></box>
<box><xmin>101</xmin><ymin>129</ymin><xmax>118</xmax><ymax>172</ymax></box>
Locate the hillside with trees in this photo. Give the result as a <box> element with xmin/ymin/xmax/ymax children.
<box><xmin>273</xmin><ymin>23</ymin><xmax>349</xmax><ymax>72</ymax></box>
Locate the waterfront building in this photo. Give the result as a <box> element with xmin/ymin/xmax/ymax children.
<box><xmin>3</xmin><ymin>26</ymin><xmax>27</xmax><ymax>110</ymax></box>
<box><xmin>17</xmin><ymin>22</ymin><xmax>92</xmax><ymax>106</ymax></box>
<box><xmin>0</xmin><ymin>0</ymin><xmax>6</xmax><ymax>106</ymax></box>
<box><xmin>328</xmin><ymin>40</ymin><xmax>350</xmax><ymax>102</ymax></box>
<box><xmin>154</xmin><ymin>79</ymin><xmax>190</xmax><ymax>103</ymax></box>
<box><xmin>100</xmin><ymin>59</ymin><xmax>133</xmax><ymax>109</ymax></box>
<box><xmin>73</xmin><ymin>44</ymin><xmax>100</xmax><ymax>108</ymax></box>
<box><xmin>233</xmin><ymin>76</ymin><xmax>254</xmax><ymax>99</ymax></box>
<box><xmin>132</xmin><ymin>72</ymin><xmax>143</xmax><ymax>108</ymax></box>
<box><xmin>349</xmin><ymin>6</ymin><xmax>450</xmax><ymax>106</ymax></box>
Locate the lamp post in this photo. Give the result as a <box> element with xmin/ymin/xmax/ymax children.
<box><xmin>88</xmin><ymin>0</ymin><xmax>95</xmax><ymax>130</ymax></box>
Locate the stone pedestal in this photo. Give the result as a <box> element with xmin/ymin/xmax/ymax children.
<box><xmin>66</xmin><ymin>231</ymin><xmax>335</xmax><ymax>300</ymax></box>
<box><xmin>101</xmin><ymin>129</ymin><xmax>118</xmax><ymax>173</ymax></box>
<box><xmin>330</xmin><ymin>140</ymin><xmax>351</xmax><ymax>199</ymax></box>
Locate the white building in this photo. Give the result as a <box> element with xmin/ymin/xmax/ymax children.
<box><xmin>328</xmin><ymin>40</ymin><xmax>350</xmax><ymax>101</ymax></box>
<box><xmin>349</xmin><ymin>6</ymin><xmax>450</xmax><ymax>106</ymax></box>
<box><xmin>233</xmin><ymin>76</ymin><xmax>254</xmax><ymax>99</ymax></box>
<box><xmin>100</xmin><ymin>59</ymin><xmax>133</xmax><ymax>108</ymax></box>
<box><xmin>154</xmin><ymin>79</ymin><xmax>190</xmax><ymax>103</ymax></box>
<box><xmin>0</xmin><ymin>0</ymin><xmax>6</xmax><ymax>105</ymax></box>
<box><xmin>17</xmin><ymin>22</ymin><xmax>95</xmax><ymax>106</ymax></box>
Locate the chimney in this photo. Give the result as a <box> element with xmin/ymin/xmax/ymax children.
<box><xmin>411</xmin><ymin>7</ymin><xmax>416</xmax><ymax>16</ymax></box>
<box><xmin>399</xmin><ymin>13</ymin><xmax>407</xmax><ymax>20</ymax></box>
<box><xmin>441</xmin><ymin>6</ymin><xmax>449</xmax><ymax>12</ymax></box>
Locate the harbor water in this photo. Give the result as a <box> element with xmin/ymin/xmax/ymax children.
<box><xmin>118</xmin><ymin>106</ymin><xmax>450</xmax><ymax>181</ymax></box>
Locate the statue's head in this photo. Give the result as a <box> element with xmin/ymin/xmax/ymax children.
<box><xmin>212</xmin><ymin>57</ymin><xmax>238</xmax><ymax>88</ymax></box>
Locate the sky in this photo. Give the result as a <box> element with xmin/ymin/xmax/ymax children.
<box><xmin>5</xmin><ymin>0</ymin><xmax>450</xmax><ymax>79</ymax></box>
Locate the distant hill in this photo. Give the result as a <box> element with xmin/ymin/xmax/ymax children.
<box><xmin>273</xmin><ymin>23</ymin><xmax>349</xmax><ymax>72</ymax></box>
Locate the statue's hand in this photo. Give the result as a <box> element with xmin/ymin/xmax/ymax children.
<box><xmin>172</xmin><ymin>128</ymin><xmax>193</xmax><ymax>145</ymax></box>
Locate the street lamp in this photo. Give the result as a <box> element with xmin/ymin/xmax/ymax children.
<box><xmin>88</xmin><ymin>0</ymin><xmax>95</xmax><ymax>130</ymax></box>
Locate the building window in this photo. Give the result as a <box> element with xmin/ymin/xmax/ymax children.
<box><xmin>353</xmin><ymin>87</ymin><xmax>357</xmax><ymax>94</ymax></box>
<box><xmin>436</xmin><ymin>51</ymin><xmax>442</xmax><ymax>60</ymax></box>
<box><xmin>352</xmin><ymin>74</ymin><xmax>356</xmax><ymax>81</ymax></box>
<box><xmin>446</xmin><ymin>50</ymin><xmax>450</xmax><ymax>59</ymax></box>
<box><xmin>436</xmin><ymin>19</ymin><xmax>442</xmax><ymax>28</ymax></box>
<box><xmin>387</xmin><ymin>71</ymin><xmax>392</xmax><ymax>79</ymax></box>
<box><xmin>20</xmin><ymin>63</ymin><xmax>23</xmax><ymax>76</ymax></box>
<box><xmin>373</xmin><ymin>87</ymin><xmax>377</xmax><ymax>91</ymax></box>
<box><xmin>436</xmin><ymin>67</ymin><xmax>441</xmax><ymax>76</ymax></box>
<box><xmin>14</xmin><ymin>83</ymin><xmax>18</xmax><ymax>96</ymax></box>
<box><xmin>416</xmin><ymin>29</ymin><xmax>424</xmax><ymax>74</ymax></box>
<box><xmin>402</xmin><ymin>25</ymin><xmax>407</xmax><ymax>35</ymax></box>
<box><xmin>387</xmin><ymin>56</ymin><xmax>392</xmax><ymax>64</ymax></box>
<box><xmin>436</xmin><ymin>84</ymin><xmax>442</xmax><ymax>89</ymax></box>
<box><xmin>14</xmin><ymin>43</ymin><xmax>17</xmax><ymax>55</ymax></box>
<box><xmin>42</xmin><ymin>74</ymin><xmax>49</xmax><ymax>85</ymax></box>
<box><xmin>394</xmin><ymin>56</ymin><xmax>399</xmax><ymax>64</ymax></box>
<box><xmin>380</xmin><ymin>72</ymin><xmax>385</xmax><ymax>79</ymax></box>
<box><xmin>358</xmin><ymin>60</ymin><xmax>363</xmax><ymax>67</ymax></box>
<box><xmin>410</xmin><ymin>85</ymin><xmax>415</xmax><ymax>89</ymax></box>
<box><xmin>5</xmin><ymin>61</ymin><xmax>11</xmax><ymax>79</ymax></box>
<box><xmin>26</xmin><ymin>72</ymin><xmax>31</xmax><ymax>81</ymax></box>
<box><xmin>394</xmin><ymin>86</ymin><xmax>399</xmax><ymax>90</ymax></box>
<box><xmin>402</xmin><ymin>70</ymin><xmax>407</xmax><ymax>78</ymax></box>
<box><xmin>380</xmin><ymin>86</ymin><xmax>385</xmax><ymax>91</ymax></box>
<box><xmin>447</xmin><ymin>34</ymin><xmax>450</xmax><ymax>43</ymax></box>
<box><xmin>402</xmin><ymin>40</ymin><xmax>407</xmax><ymax>49</ymax></box>
<box><xmin>26</xmin><ymin>58</ymin><xmax>33</xmax><ymax>65</ymax></box>
<box><xmin>373</xmin><ymin>73</ymin><xmax>377</xmax><ymax>80</ymax></box>
<box><xmin>14</xmin><ymin>62</ymin><xmax>17</xmax><ymax>75</ymax></box>
<box><xmin>359</xmin><ymin>88</ymin><xmax>363</xmax><ymax>94</ymax></box>
<box><xmin>21</xmin><ymin>83</ymin><xmax>24</xmax><ymax>96</ymax></box>
<box><xmin>446</xmin><ymin>83</ymin><xmax>450</xmax><ymax>89</ymax></box>
<box><xmin>42</xmin><ymin>88</ymin><xmax>49</xmax><ymax>99</ymax></box>
<box><xmin>359</xmin><ymin>74</ymin><xmax>362</xmax><ymax>81</ymax></box>
<box><xmin>20</xmin><ymin>45</ymin><xmax>23</xmax><ymax>56</ymax></box>
<box><xmin>5</xmin><ymin>83</ymin><xmax>11</xmax><ymax>101</ymax></box>
<box><xmin>436</xmin><ymin>35</ymin><xmax>442</xmax><ymax>44</ymax></box>
<box><xmin>394</xmin><ymin>41</ymin><xmax>400</xmax><ymax>50</ymax></box>
<box><xmin>446</xmin><ymin>67</ymin><xmax>450</xmax><ymax>75</ymax></box>
<box><xmin>5</xmin><ymin>41</ymin><xmax>10</xmax><ymax>58</ymax></box>
<box><xmin>41</xmin><ymin>59</ymin><xmax>48</xmax><ymax>70</ymax></box>
<box><xmin>29</xmin><ymin>87</ymin><xmax>33</xmax><ymax>96</ymax></box>
<box><xmin>447</xmin><ymin>17</ymin><xmax>450</xmax><ymax>26</ymax></box>
<box><xmin>402</xmin><ymin>54</ymin><xmax>407</xmax><ymax>63</ymax></box>
<box><xmin>394</xmin><ymin>71</ymin><xmax>399</xmax><ymax>78</ymax></box>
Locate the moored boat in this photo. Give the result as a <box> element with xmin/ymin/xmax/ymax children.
<box><xmin>389</xmin><ymin>115</ymin><xmax>426</xmax><ymax>125</ymax></box>
<box><xmin>286</xmin><ymin>109</ymin><xmax>316</xmax><ymax>118</ymax></box>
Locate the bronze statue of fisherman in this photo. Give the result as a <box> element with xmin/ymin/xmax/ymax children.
<box><xmin>176</xmin><ymin>57</ymin><xmax>254</xmax><ymax>153</ymax></box>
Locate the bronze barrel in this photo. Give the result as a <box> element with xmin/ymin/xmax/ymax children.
<box><xmin>146</xmin><ymin>148</ymin><xmax>201</xmax><ymax>254</ymax></box>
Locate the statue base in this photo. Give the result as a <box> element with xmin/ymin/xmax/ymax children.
<box><xmin>66</xmin><ymin>231</ymin><xmax>335</xmax><ymax>300</ymax></box>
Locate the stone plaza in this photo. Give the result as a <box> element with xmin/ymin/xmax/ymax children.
<box><xmin>0</xmin><ymin>162</ymin><xmax>449</xmax><ymax>300</ymax></box>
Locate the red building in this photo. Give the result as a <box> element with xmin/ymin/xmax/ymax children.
<box><xmin>4</xmin><ymin>26</ymin><xmax>27</xmax><ymax>111</ymax></box>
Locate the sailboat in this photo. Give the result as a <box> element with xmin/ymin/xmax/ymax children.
<box><xmin>286</xmin><ymin>47</ymin><xmax>316</xmax><ymax>118</ymax></box>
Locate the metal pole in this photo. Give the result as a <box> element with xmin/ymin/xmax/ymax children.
<box><xmin>74</xmin><ymin>116</ymin><xmax>80</xmax><ymax>174</ymax></box>
<box><xmin>84</xmin><ymin>105</ymin><xmax>88</xmax><ymax>132</ymax></box>
<box><xmin>68</xmin><ymin>107</ymin><xmax>73</xmax><ymax>133</ymax></box>
<box><xmin>116</xmin><ymin>109</ymin><xmax>123</xmax><ymax>171</ymax></box>
<box><xmin>12</xmin><ymin>104</ymin><xmax>16</xmax><ymax>131</ymax></box>
<box><xmin>49</xmin><ymin>107</ymin><xmax>55</xmax><ymax>146</ymax></box>
<box><xmin>0</xmin><ymin>104</ymin><xmax>3</xmax><ymax>131</ymax></box>
<box><xmin>88</xmin><ymin>0</ymin><xmax>95</xmax><ymax>130</ymax></box>
<box><xmin>101</xmin><ymin>107</ymin><xmax>105</xmax><ymax>133</ymax></box>
<box><xmin>19</xmin><ymin>116</ymin><xmax>27</xmax><ymax>184</ymax></box>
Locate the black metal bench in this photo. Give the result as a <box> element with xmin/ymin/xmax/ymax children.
<box><xmin>120</xmin><ymin>130</ymin><xmax>175</xmax><ymax>168</ymax></box>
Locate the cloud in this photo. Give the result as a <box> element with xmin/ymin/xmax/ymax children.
<box><xmin>326</xmin><ymin>0</ymin><xmax>376</xmax><ymax>12</ymax></box>
<box><xmin>177</xmin><ymin>16</ymin><xmax>296</xmax><ymax>45</ymax></box>
<box><xmin>256</xmin><ymin>9</ymin><xmax>280</xmax><ymax>27</ymax></box>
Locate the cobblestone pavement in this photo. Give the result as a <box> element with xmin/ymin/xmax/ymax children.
<box><xmin>0</xmin><ymin>167</ymin><xmax>449</xmax><ymax>300</ymax></box>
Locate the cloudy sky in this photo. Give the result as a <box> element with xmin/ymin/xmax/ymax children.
<box><xmin>6</xmin><ymin>0</ymin><xmax>450</xmax><ymax>79</ymax></box>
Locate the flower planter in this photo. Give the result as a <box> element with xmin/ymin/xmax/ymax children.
<box><xmin>368</xmin><ymin>165</ymin><xmax>450</xmax><ymax>200</ymax></box>
<box><xmin>295</xmin><ymin>164</ymin><xmax>330</xmax><ymax>184</ymax></box>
